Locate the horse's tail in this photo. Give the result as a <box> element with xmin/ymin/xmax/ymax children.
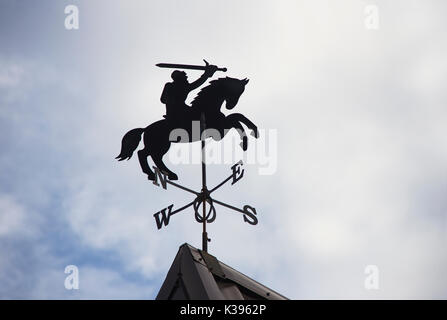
<box><xmin>115</xmin><ymin>128</ymin><xmax>145</xmax><ymax>161</ymax></box>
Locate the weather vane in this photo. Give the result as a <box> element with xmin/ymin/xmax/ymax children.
<box><xmin>116</xmin><ymin>60</ymin><xmax>259</xmax><ymax>252</ymax></box>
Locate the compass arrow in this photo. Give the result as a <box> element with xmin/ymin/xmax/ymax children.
<box><xmin>212</xmin><ymin>199</ymin><xmax>258</xmax><ymax>225</ymax></box>
<box><xmin>152</xmin><ymin>166</ymin><xmax>200</xmax><ymax>195</ymax></box>
<box><xmin>153</xmin><ymin>200</ymin><xmax>195</xmax><ymax>230</ymax></box>
<box><xmin>209</xmin><ymin>160</ymin><xmax>245</xmax><ymax>194</ymax></box>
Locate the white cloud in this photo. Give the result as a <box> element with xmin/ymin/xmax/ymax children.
<box><xmin>0</xmin><ymin>63</ymin><xmax>24</xmax><ymax>88</ymax></box>
<box><xmin>60</xmin><ymin>0</ymin><xmax>447</xmax><ymax>299</ymax></box>
<box><xmin>31</xmin><ymin>266</ymin><xmax>154</xmax><ymax>299</ymax></box>
<box><xmin>0</xmin><ymin>194</ymin><xmax>40</xmax><ymax>238</ymax></box>
<box><xmin>1</xmin><ymin>0</ymin><xmax>447</xmax><ymax>299</ymax></box>
<box><xmin>0</xmin><ymin>195</ymin><xmax>26</xmax><ymax>237</ymax></box>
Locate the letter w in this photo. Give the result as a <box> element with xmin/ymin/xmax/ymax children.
<box><xmin>153</xmin><ymin>204</ymin><xmax>174</xmax><ymax>229</ymax></box>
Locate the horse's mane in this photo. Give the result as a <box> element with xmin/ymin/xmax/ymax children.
<box><xmin>191</xmin><ymin>77</ymin><xmax>235</xmax><ymax>108</ymax></box>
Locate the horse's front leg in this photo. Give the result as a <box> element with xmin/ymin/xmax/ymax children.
<box><xmin>226</xmin><ymin>113</ymin><xmax>259</xmax><ymax>138</ymax></box>
<box><xmin>225</xmin><ymin>117</ymin><xmax>248</xmax><ymax>151</ymax></box>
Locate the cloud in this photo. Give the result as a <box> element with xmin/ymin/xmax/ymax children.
<box><xmin>30</xmin><ymin>266</ymin><xmax>154</xmax><ymax>300</ymax></box>
<box><xmin>1</xmin><ymin>0</ymin><xmax>447</xmax><ymax>299</ymax></box>
<box><xmin>0</xmin><ymin>195</ymin><xmax>27</xmax><ymax>237</ymax></box>
<box><xmin>0</xmin><ymin>63</ymin><xmax>24</xmax><ymax>88</ymax></box>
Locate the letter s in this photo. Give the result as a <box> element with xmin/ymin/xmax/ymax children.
<box><xmin>243</xmin><ymin>205</ymin><xmax>258</xmax><ymax>225</ymax></box>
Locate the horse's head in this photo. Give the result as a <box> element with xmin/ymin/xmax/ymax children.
<box><xmin>222</xmin><ymin>77</ymin><xmax>249</xmax><ymax>110</ymax></box>
<box><xmin>191</xmin><ymin>77</ymin><xmax>249</xmax><ymax>112</ymax></box>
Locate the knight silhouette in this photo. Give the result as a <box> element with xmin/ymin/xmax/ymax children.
<box><xmin>117</xmin><ymin>60</ymin><xmax>256</xmax><ymax>181</ymax></box>
<box><xmin>161</xmin><ymin>62</ymin><xmax>218</xmax><ymax>124</ymax></box>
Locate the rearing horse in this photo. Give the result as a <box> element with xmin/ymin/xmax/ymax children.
<box><xmin>116</xmin><ymin>77</ymin><xmax>258</xmax><ymax>180</ymax></box>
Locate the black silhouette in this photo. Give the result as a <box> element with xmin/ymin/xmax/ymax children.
<box><xmin>156</xmin><ymin>61</ymin><xmax>227</xmax><ymax>72</ymax></box>
<box><xmin>116</xmin><ymin>61</ymin><xmax>260</xmax><ymax>252</ymax></box>
<box><xmin>160</xmin><ymin>60</ymin><xmax>218</xmax><ymax>123</ymax></box>
<box><xmin>116</xmin><ymin>61</ymin><xmax>258</xmax><ymax>181</ymax></box>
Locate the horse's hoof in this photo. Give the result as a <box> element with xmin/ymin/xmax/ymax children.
<box><xmin>251</xmin><ymin>128</ymin><xmax>259</xmax><ymax>138</ymax></box>
<box><xmin>147</xmin><ymin>172</ymin><xmax>155</xmax><ymax>181</ymax></box>
<box><xmin>168</xmin><ymin>173</ymin><xmax>178</xmax><ymax>181</ymax></box>
<box><xmin>240</xmin><ymin>138</ymin><xmax>248</xmax><ymax>151</ymax></box>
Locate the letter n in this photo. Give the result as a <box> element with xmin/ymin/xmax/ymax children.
<box><xmin>153</xmin><ymin>204</ymin><xmax>174</xmax><ymax>229</ymax></box>
<box><xmin>152</xmin><ymin>166</ymin><xmax>168</xmax><ymax>189</ymax></box>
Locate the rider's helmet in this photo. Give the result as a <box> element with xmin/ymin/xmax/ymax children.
<box><xmin>171</xmin><ymin>70</ymin><xmax>187</xmax><ymax>82</ymax></box>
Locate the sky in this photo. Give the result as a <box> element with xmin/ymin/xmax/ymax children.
<box><xmin>0</xmin><ymin>0</ymin><xmax>446</xmax><ymax>299</ymax></box>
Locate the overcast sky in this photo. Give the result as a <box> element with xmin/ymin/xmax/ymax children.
<box><xmin>1</xmin><ymin>0</ymin><xmax>446</xmax><ymax>299</ymax></box>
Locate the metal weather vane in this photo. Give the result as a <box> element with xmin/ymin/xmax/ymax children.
<box><xmin>116</xmin><ymin>60</ymin><xmax>259</xmax><ymax>252</ymax></box>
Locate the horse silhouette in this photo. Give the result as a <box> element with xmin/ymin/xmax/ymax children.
<box><xmin>116</xmin><ymin>77</ymin><xmax>258</xmax><ymax>181</ymax></box>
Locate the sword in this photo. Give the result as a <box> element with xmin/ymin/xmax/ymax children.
<box><xmin>156</xmin><ymin>60</ymin><xmax>227</xmax><ymax>72</ymax></box>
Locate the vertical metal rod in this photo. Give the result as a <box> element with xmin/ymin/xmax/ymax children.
<box><xmin>200</xmin><ymin>112</ymin><xmax>208</xmax><ymax>252</ymax></box>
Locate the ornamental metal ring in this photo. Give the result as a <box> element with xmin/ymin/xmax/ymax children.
<box><xmin>193</xmin><ymin>196</ymin><xmax>216</xmax><ymax>223</ymax></box>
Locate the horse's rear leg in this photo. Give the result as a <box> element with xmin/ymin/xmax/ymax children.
<box><xmin>152</xmin><ymin>155</ymin><xmax>178</xmax><ymax>181</ymax></box>
<box><xmin>138</xmin><ymin>148</ymin><xmax>155</xmax><ymax>180</ymax></box>
<box><xmin>151</xmin><ymin>140</ymin><xmax>178</xmax><ymax>180</ymax></box>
